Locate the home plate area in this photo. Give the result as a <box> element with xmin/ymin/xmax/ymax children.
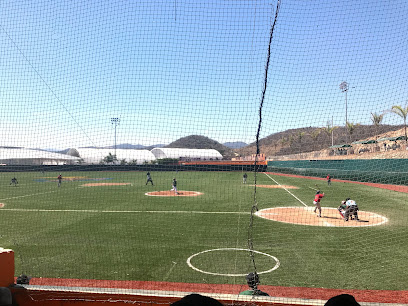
<box><xmin>255</xmin><ymin>207</ymin><xmax>388</xmax><ymax>227</ymax></box>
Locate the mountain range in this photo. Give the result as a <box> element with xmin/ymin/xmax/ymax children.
<box><xmin>47</xmin><ymin>124</ymin><xmax>405</xmax><ymax>159</ymax></box>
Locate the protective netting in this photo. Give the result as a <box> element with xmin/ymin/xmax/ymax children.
<box><xmin>1</xmin><ymin>1</ymin><xmax>407</xmax><ymax>305</ymax></box>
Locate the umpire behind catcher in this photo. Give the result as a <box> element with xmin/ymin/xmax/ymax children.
<box><xmin>344</xmin><ymin>198</ymin><xmax>359</xmax><ymax>221</ymax></box>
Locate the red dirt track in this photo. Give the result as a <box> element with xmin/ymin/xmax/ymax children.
<box><xmin>266</xmin><ymin>172</ymin><xmax>408</xmax><ymax>193</ymax></box>
<box><xmin>24</xmin><ymin>277</ymin><xmax>408</xmax><ymax>304</ymax></box>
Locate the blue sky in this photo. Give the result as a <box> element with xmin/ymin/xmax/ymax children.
<box><xmin>1</xmin><ymin>0</ymin><xmax>407</xmax><ymax>149</ymax></box>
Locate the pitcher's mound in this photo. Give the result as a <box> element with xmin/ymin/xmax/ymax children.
<box><xmin>146</xmin><ymin>191</ymin><xmax>203</xmax><ymax>197</ymax></box>
<box><xmin>256</xmin><ymin>207</ymin><xmax>388</xmax><ymax>227</ymax></box>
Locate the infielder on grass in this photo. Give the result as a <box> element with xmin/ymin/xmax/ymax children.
<box><xmin>145</xmin><ymin>172</ymin><xmax>154</xmax><ymax>185</ymax></box>
<box><xmin>313</xmin><ymin>190</ymin><xmax>325</xmax><ymax>217</ymax></box>
<box><xmin>243</xmin><ymin>173</ymin><xmax>248</xmax><ymax>184</ymax></box>
<box><xmin>10</xmin><ymin>177</ymin><xmax>18</xmax><ymax>186</ymax></box>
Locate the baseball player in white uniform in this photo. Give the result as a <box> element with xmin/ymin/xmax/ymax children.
<box><xmin>344</xmin><ymin>198</ymin><xmax>359</xmax><ymax>221</ymax></box>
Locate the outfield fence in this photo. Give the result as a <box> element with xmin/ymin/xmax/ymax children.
<box><xmin>0</xmin><ymin>163</ymin><xmax>267</xmax><ymax>173</ymax></box>
<box><xmin>267</xmin><ymin>159</ymin><xmax>408</xmax><ymax>186</ymax></box>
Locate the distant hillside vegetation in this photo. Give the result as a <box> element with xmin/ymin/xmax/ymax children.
<box><xmin>166</xmin><ymin>135</ymin><xmax>234</xmax><ymax>159</ymax></box>
<box><xmin>223</xmin><ymin>141</ymin><xmax>247</xmax><ymax>149</ymax></box>
<box><xmin>237</xmin><ymin>124</ymin><xmax>405</xmax><ymax>157</ymax></box>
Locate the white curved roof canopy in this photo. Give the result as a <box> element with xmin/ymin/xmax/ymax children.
<box><xmin>151</xmin><ymin>148</ymin><xmax>223</xmax><ymax>160</ymax></box>
<box><xmin>67</xmin><ymin>148</ymin><xmax>156</xmax><ymax>164</ymax></box>
<box><xmin>0</xmin><ymin>148</ymin><xmax>81</xmax><ymax>165</ymax></box>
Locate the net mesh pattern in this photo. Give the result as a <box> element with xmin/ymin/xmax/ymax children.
<box><xmin>1</xmin><ymin>1</ymin><xmax>407</xmax><ymax>304</ymax></box>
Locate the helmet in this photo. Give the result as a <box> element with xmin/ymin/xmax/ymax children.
<box><xmin>246</xmin><ymin>272</ymin><xmax>260</xmax><ymax>288</ymax></box>
<box><xmin>316</xmin><ymin>190</ymin><xmax>320</xmax><ymax>194</ymax></box>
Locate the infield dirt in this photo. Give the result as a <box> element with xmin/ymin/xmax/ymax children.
<box><xmin>81</xmin><ymin>183</ymin><xmax>131</xmax><ymax>187</ymax></box>
<box><xmin>145</xmin><ymin>191</ymin><xmax>203</xmax><ymax>197</ymax></box>
<box><xmin>256</xmin><ymin>207</ymin><xmax>387</xmax><ymax>227</ymax></box>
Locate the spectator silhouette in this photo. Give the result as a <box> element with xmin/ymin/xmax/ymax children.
<box><xmin>171</xmin><ymin>294</ymin><xmax>223</xmax><ymax>306</ymax></box>
<box><xmin>324</xmin><ymin>294</ymin><xmax>360</xmax><ymax>306</ymax></box>
<box><xmin>239</xmin><ymin>272</ymin><xmax>269</xmax><ymax>296</ymax></box>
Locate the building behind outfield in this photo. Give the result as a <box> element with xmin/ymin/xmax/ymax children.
<box><xmin>0</xmin><ymin>148</ymin><xmax>81</xmax><ymax>165</ymax></box>
<box><xmin>0</xmin><ymin>148</ymin><xmax>223</xmax><ymax>165</ymax></box>
<box><xmin>150</xmin><ymin>148</ymin><xmax>223</xmax><ymax>161</ymax></box>
<box><xmin>66</xmin><ymin>148</ymin><xmax>156</xmax><ymax>164</ymax></box>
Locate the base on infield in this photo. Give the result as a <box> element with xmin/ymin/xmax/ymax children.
<box><xmin>256</xmin><ymin>207</ymin><xmax>387</xmax><ymax>227</ymax></box>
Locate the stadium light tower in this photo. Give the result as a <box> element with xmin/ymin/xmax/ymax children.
<box><xmin>111</xmin><ymin>117</ymin><xmax>120</xmax><ymax>157</ymax></box>
<box><xmin>339</xmin><ymin>81</ymin><xmax>349</xmax><ymax>142</ymax></box>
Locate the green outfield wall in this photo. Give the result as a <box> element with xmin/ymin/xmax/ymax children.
<box><xmin>267</xmin><ymin>159</ymin><xmax>408</xmax><ymax>186</ymax></box>
<box><xmin>0</xmin><ymin>164</ymin><xmax>267</xmax><ymax>173</ymax></box>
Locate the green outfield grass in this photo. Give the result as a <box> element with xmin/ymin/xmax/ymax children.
<box><xmin>0</xmin><ymin>170</ymin><xmax>407</xmax><ymax>291</ymax></box>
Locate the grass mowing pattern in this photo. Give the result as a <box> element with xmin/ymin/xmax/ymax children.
<box><xmin>0</xmin><ymin>171</ymin><xmax>407</xmax><ymax>291</ymax></box>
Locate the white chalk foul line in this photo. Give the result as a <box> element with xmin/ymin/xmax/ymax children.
<box><xmin>0</xmin><ymin>208</ymin><xmax>250</xmax><ymax>215</ymax></box>
<box><xmin>0</xmin><ymin>189</ymin><xmax>61</xmax><ymax>201</ymax></box>
<box><xmin>263</xmin><ymin>173</ymin><xmax>308</xmax><ymax>207</ymax></box>
<box><xmin>0</xmin><ymin>184</ymin><xmax>86</xmax><ymax>202</ymax></box>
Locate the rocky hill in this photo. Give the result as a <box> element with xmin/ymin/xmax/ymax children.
<box><xmin>237</xmin><ymin>124</ymin><xmax>405</xmax><ymax>158</ymax></box>
<box><xmin>223</xmin><ymin>141</ymin><xmax>247</xmax><ymax>149</ymax></box>
<box><xmin>270</xmin><ymin>127</ymin><xmax>408</xmax><ymax>160</ymax></box>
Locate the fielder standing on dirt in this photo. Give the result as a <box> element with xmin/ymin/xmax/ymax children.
<box><xmin>171</xmin><ymin>178</ymin><xmax>178</xmax><ymax>195</ymax></box>
<box><xmin>313</xmin><ymin>190</ymin><xmax>324</xmax><ymax>217</ymax></box>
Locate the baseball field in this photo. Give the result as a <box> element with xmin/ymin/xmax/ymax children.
<box><xmin>0</xmin><ymin>170</ymin><xmax>407</xmax><ymax>293</ymax></box>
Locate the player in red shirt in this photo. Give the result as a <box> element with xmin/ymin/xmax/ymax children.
<box><xmin>313</xmin><ymin>190</ymin><xmax>325</xmax><ymax>217</ymax></box>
